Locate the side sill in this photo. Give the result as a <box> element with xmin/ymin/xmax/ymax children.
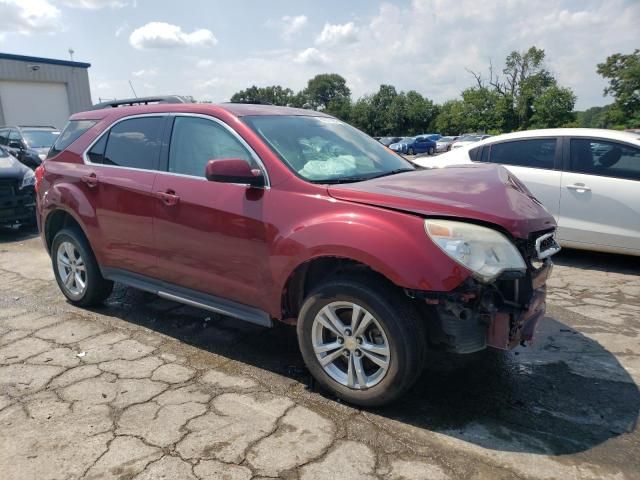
<box><xmin>101</xmin><ymin>267</ymin><xmax>273</xmax><ymax>328</ymax></box>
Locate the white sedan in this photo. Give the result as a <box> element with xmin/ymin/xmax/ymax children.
<box><xmin>414</xmin><ymin>128</ymin><xmax>640</xmax><ymax>256</ymax></box>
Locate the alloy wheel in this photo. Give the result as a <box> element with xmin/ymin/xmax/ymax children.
<box><xmin>311</xmin><ymin>301</ymin><xmax>391</xmax><ymax>390</ymax></box>
<box><xmin>56</xmin><ymin>241</ymin><xmax>87</xmax><ymax>298</ymax></box>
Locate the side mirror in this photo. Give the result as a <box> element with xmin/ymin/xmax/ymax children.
<box><xmin>205</xmin><ymin>158</ymin><xmax>265</xmax><ymax>188</ymax></box>
<box><xmin>9</xmin><ymin>141</ymin><xmax>22</xmax><ymax>149</ymax></box>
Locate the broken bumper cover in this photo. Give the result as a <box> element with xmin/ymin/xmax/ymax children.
<box><xmin>0</xmin><ymin>185</ymin><xmax>36</xmax><ymax>226</ymax></box>
<box><xmin>416</xmin><ymin>259</ymin><xmax>553</xmax><ymax>354</ymax></box>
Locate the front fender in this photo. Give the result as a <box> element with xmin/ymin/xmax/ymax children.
<box><xmin>40</xmin><ymin>179</ymin><xmax>103</xmax><ymax>261</ymax></box>
<box><xmin>270</xmin><ymin>206</ymin><xmax>471</xmax><ymax>315</ymax></box>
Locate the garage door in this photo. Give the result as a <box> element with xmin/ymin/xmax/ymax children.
<box><xmin>0</xmin><ymin>81</ymin><xmax>71</xmax><ymax>129</ymax></box>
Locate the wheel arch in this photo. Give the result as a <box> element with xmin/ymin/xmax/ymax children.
<box><xmin>280</xmin><ymin>255</ymin><xmax>402</xmax><ymax>323</ymax></box>
<box><xmin>44</xmin><ymin>208</ymin><xmax>90</xmax><ymax>252</ymax></box>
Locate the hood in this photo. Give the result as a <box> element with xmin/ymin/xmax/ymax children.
<box><xmin>327</xmin><ymin>163</ymin><xmax>555</xmax><ymax>239</ymax></box>
<box><xmin>0</xmin><ymin>150</ymin><xmax>30</xmax><ymax>179</ymax></box>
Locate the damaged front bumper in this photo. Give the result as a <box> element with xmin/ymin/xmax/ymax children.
<box><xmin>0</xmin><ymin>183</ymin><xmax>36</xmax><ymax>227</ymax></box>
<box><xmin>412</xmin><ymin>256</ymin><xmax>554</xmax><ymax>354</ymax></box>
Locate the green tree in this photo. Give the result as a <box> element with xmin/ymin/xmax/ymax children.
<box><xmin>404</xmin><ymin>90</ymin><xmax>439</xmax><ymax>134</ymax></box>
<box><xmin>464</xmin><ymin>46</ymin><xmax>577</xmax><ymax>131</ymax></box>
<box><xmin>435</xmin><ymin>100</ymin><xmax>466</xmax><ymax>135</ymax></box>
<box><xmin>459</xmin><ymin>87</ymin><xmax>508</xmax><ymax>133</ymax></box>
<box><xmin>301</xmin><ymin>73</ymin><xmax>351</xmax><ymax>111</ymax></box>
<box><xmin>529</xmin><ymin>85</ymin><xmax>576</xmax><ymax>128</ymax></box>
<box><xmin>349</xmin><ymin>95</ymin><xmax>375</xmax><ymax>134</ymax></box>
<box><xmin>230</xmin><ymin>85</ymin><xmax>295</xmax><ymax>105</ymax></box>
<box><xmin>597</xmin><ymin>50</ymin><xmax>640</xmax><ymax>127</ymax></box>
<box><xmin>575</xmin><ymin>105</ymin><xmax>613</xmax><ymax>128</ymax></box>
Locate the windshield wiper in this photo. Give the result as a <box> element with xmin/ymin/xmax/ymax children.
<box><xmin>312</xmin><ymin>177</ymin><xmax>375</xmax><ymax>184</ymax></box>
<box><xmin>365</xmin><ymin>168</ymin><xmax>415</xmax><ymax>180</ymax></box>
<box><xmin>311</xmin><ymin>168</ymin><xmax>416</xmax><ymax>185</ymax></box>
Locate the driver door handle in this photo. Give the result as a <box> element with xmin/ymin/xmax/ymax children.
<box><xmin>81</xmin><ymin>173</ymin><xmax>98</xmax><ymax>188</ymax></box>
<box><xmin>156</xmin><ymin>190</ymin><xmax>180</xmax><ymax>206</ymax></box>
<box><xmin>566</xmin><ymin>183</ymin><xmax>591</xmax><ymax>192</ymax></box>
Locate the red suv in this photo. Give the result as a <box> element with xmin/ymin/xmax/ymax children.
<box><xmin>36</xmin><ymin>103</ymin><xmax>559</xmax><ymax>406</ymax></box>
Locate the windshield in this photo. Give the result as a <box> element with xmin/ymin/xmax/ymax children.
<box><xmin>22</xmin><ymin>129</ymin><xmax>60</xmax><ymax>148</ymax></box>
<box><xmin>243</xmin><ymin>115</ymin><xmax>414</xmax><ymax>183</ymax></box>
<box><xmin>458</xmin><ymin>135</ymin><xmax>480</xmax><ymax>142</ymax></box>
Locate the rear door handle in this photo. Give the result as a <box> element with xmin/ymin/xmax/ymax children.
<box><xmin>81</xmin><ymin>173</ymin><xmax>98</xmax><ymax>188</ymax></box>
<box><xmin>156</xmin><ymin>190</ymin><xmax>180</xmax><ymax>206</ymax></box>
<box><xmin>566</xmin><ymin>183</ymin><xmax>591</xmax><ymax>192</ymax></box>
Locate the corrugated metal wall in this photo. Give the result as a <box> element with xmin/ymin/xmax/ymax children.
<box><xmin>0</xmin><ymin>57</ymin><xmax>91</xmax><ymax>126</ymax></box>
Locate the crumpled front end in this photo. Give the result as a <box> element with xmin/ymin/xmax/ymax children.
<box><xmin>415</xmin><ymin>229</ymin><xmax>559</xmax><ymax>354</ymax></box>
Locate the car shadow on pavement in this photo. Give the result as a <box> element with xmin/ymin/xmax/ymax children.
<box><xmin>552</xmin><ymin>247</ymin><xmax>640</xmax><ymax>274</ymax></box>
<box><xmin>92</xmin><ymin>282</ymin><xmax>640</xmax><ymax>458</ymax></box>
<box><xmin>0</xmin><ymin>225</ymin><xmax>39</xmax><ymax>244</ymax></box>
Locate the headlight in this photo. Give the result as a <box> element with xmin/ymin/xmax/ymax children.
<box><xmin>20</xmin><ymin>169</ymin><xmax>36</xmax><ymax>190</ymax></box>
<box><xmin>425</xmin><ymin>219</ymin><xmax>526</xmax><ymax>283</ymax></box>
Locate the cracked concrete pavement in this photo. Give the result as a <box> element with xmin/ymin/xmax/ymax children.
<box><xmin>0</xmin><ymin>227</ymin><xmax>639</xmax><ymax>479</ymax></box>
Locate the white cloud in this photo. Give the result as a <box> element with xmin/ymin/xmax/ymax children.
<box><xmin>59</xmin><ymin>0</ymin><xmax>129</xmax><ymax>8</ymax></box>
<box><xmin>294</xmin><ymin>47</ymin><xmax>328</xmax><ymax>65</ymax></box>
<box><xmin>196</xmin><ymin>59</ymin><xmax>213</xmax><ymax>68</ymax></box>
<box><xmin>0</xmin><ymin>0</ymin><xmax>61</xmax><ymax>34</ymax></box>
<box><xmin>195</xmin><ymin>77</ymin><xmax>222</xmax><ymax>90</ymax></box>
<box><xmin>281</xmin><ymin>15</ymin><xmax>307</xmax><ymax>39</ymax></box>
<box><xmin>129</xmin><ymin>22</ymin><xmax>217</xmax><ymax>49</ymax></box>
<box><xmin>315</xmin><ymin>21</ymin><xmax>358</xmax><ymax>46</ymax></box>
<box><xmin>114</xmin><ymin>22</ymin><xmax>128</xmax><ymax>37</ymax></box>
<box><xmin>132</xmin><ymin>68</ymin><xmax>157</xmax><ymax>77</ymax></box>
<box><xmin>91</xmin><ymin>0</ymin><xmax>640</xmax><ymax>110</ymax></box>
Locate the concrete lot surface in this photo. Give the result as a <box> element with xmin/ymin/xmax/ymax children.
<box><xmin>0</xmin><ymin>227</ymin><xmax>639</xmax><ymax>479</ymax></box>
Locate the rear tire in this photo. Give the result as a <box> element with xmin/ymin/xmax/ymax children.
<box><xmin>51</xmin><ymin>227</ymin><xmax>113</xmax><ymax>307</ymax></box>
<box><xmin>297</xmin><ymin>276</ymin><xmax>425</xmax><ymax>407</ymax></box>
<box><xmin>428</xmin><ymin>147</ymin><xmax>435</xmax><ymax>155</ymax></box>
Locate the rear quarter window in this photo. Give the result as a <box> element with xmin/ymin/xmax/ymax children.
<box><xmin>47</xmin><ymin>120</ymin><xmax>97</xmax><ymax>158</ymax></box>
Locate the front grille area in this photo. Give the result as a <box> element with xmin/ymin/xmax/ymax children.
<box><xmin>0</xmin><ymin>179</ymin><xmax>35</xmax><ymax>225</ymax></box>
<box><xmin>0</xmin><ymin>179</ymin><xmax>18</xmax><ymax>201</ymax></box>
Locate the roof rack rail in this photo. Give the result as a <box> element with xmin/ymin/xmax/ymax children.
<box><xmin>90</xmin><ymin>95</ymin><xmax>195</xmax><ymax>110</ymax></box>
<box><xmin>18</xmin><ymin>125</ymin><xmax>58</xmax><ymax>129</ymax></box>
<box><xmin>224</xmin><ymin>101</ymin><xmax>274</xmax><ymax>105</ymax></box>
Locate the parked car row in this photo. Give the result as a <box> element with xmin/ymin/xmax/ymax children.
<box><xmin>378</xmin><ymin>133</ymin><xmax>493</xmax><ymax>155</ymax></box>
<box><xmin>414</xmin><ymin>128</ymin><xmax>640</xmax><ymax>257</ymax></box>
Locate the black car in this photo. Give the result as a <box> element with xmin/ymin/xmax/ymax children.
<box><xmin>0</xmin><ymin>125</ymin><xmax>60</xmax><ymax>169</ymax></box>
<box><xmin>0</xmin><ymin>146</ymin><xmax>36</xmax><ymax>227</ymax></box>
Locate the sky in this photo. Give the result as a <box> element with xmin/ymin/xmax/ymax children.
<box><xmin>0</xmin><ymin>0</ymin><xmax>638</xmax><ymax>110</ymax></box>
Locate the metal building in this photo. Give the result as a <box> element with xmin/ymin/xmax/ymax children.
<box><xmin>0</xmin><ymin>53</ymin><xmax>92</xmax><ymax>129</ymax></box>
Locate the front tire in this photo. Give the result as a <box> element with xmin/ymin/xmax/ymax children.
<box><xmin>297</xmin><ymin>276</ymin><xmax>425</xmax><ymax>407</ymax></box>
<box><xmin>428</xmin><ymin>147</ymin><xmax>435</xmax><ymax>155</ymax></box>
<box><xmin>408</xmin><ymin>148</ymin><xmax>415</xmax><ymax>156</ymax></box>
<box><xmin>51</xmin><ymin>228</ymin><xmax>113</xmax><ymax>307</ymax></box>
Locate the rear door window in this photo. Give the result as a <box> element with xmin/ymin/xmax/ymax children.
<box><xmin>488</xmin><ymin>138</ymin><xmax>557</xmax><ymax>169</ymax></box>
<box><xmin>103</xmin><ymin>117</ymin><xmax>165</xmax><ymax>170</ymax></box>
<box><xmin>0</xmin><ymin>129</ymin><xmax>9</xmax><ymax>145</ymax></box>
<box><xmin>48</xmin><ymin>120</ymin><xmax>97</xmax><ymax>158</ymax></box>
<box><xmin>569</xmin><ymin>138</ymin><xmax>640</xmax><ymax>181</ymax></box>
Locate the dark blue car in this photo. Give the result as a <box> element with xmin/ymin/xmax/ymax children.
<box><xmin>389</xmin><ymin>135</ymin><xmax>437</xmax><ymax>155</ymax></box>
